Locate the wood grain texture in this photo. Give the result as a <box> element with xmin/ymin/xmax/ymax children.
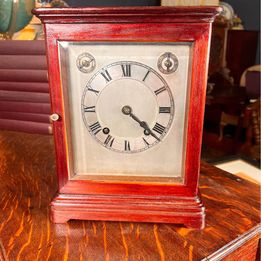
<box><xmin>50</xmin><ymin>193</ymin><xmax>205</xmax><ymax>228</ymax></box>
<box><xmin>0</xmin><ymin>130</ymin><xmax>260</xmax><ymax>260</ymax></box>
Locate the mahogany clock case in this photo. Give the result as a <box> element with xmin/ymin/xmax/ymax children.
<box><xmin>33</xmin><ymin>7</ymin><xmax>221</xmax><ymax>228</ymax></box>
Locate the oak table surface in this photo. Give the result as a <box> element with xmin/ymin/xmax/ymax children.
<box><xmin>0</xmin><ymin>130</ymin><xmax>260</xmax><ymax>261</ymax></box>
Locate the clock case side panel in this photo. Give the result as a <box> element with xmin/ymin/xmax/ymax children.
<box><xmin>184</xmin><ymin>24</ymin><xmax>213</xmax><ymax>194</ymax></box>
<box><xmin>43</xmin><ymin>28</ymin><xmax>70</xmax><ymax>190</ymax></box>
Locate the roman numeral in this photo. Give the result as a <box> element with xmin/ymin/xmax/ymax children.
<box><xmin>124</xmin><ymin>140</ymin><xmax>131</xmax><ymax>151</ymax></box>
<box><xmin>142</xmin><ymin>137</ymin><xmax>150</xmax><ymax>146</ymax></box>
<box><xmin>87</xmin><ymin>86</ymin><xmax>99</xmax><ymax>95</ymax></box>
<box><xmin>104</xmin><ymin>135</ymin><xmax>114</xmax><ymax>147</ymax></box>
<box><xmin>159</xmin><ymin>107</ymin><xmax>171</xmax><ymax>113</ymax></box>
<box><xmin>121</xmin><ymin>64</ymin><xmax>131</xmax><ymax>77</ymax></box>
<box><xmin>101</xmin><ymin>70</ymin><xmax>112</xmax><ymax>83</ymax></box>
<box><xmin>84</xmin><ymin>105</ymin><xmax>95</xmax><ymax>113</ymax></box>
<box><xmin>89</xmin><ymin>121</ymin><xmax>102</xmax><ymax>135</ymax></box>
<box><xmin>152</xmin><ymin>122</ymin><xmax>166</xmax><ymax>135</ymax></box>
<box><xmin>142</xmin><ymin>70</ymin><xmax>150</xmax><ymax>81</ymax></box>
<box><xmin>154</xmin><ymin>86</ymin><xmax>166</xmax><ymax>95</ymax></box>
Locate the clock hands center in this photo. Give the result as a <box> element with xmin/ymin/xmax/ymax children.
<box><xmin>121</xmin><ymin>105</ymin><xmax>160</xmax><ymax>141</ymax></box>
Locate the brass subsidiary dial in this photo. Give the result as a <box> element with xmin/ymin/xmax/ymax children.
<box><xmin>76</xmin><ymin>52</ymin><xmax>96</xmax><ymax>73</ymax></box>
<box><xmin>157</xmin><ymin>52</ymin><xmax>179</xmax><ymax>74</ymax></box>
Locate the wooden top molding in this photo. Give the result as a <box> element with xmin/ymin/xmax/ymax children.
<box><xmin>32</xmin><ymin>6</ymin><xmax>222</xmax><ymax>24</ymax></box>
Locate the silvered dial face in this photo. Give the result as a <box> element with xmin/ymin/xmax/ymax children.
<box><xmin>81</xmin><ymin>61</ymin><xmax>174</xmax><ymax>153</ymax></box>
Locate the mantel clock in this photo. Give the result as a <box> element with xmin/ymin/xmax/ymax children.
<box><xmin>33</xmin><ymin>6</ymin><xmax>221</xmax><ymax>229</ymax></box>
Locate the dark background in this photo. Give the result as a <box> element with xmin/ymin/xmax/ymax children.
<box><xmin>225</xmin><ymin>0</ymin><xmax>260</xmax><ymax>64</ymax></box>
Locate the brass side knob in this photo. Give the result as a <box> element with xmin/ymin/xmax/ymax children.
<box><xmin>50</xmin><ymin>113</ymin><xmax>60</xmax><ymax>122</ymax></box>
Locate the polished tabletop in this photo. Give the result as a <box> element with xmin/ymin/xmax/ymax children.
<box><xmin>0</xmin><ymin>131</ymin><xmax>260</xmax><ymax>260</ymax></box>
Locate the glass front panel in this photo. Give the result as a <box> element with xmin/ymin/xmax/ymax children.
<box><xmin>58</xmin><ymin>42</ymin><xmax>192</xmax><ymax>183</ymax></box>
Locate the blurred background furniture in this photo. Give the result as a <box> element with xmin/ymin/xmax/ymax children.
<box><xmin>226</xmin><ymin>30</ymin><xmax>259</xmax><ymax>85</ymax></box>
<box><xmin>202</xmin><ymin>1</ymin><xmax>260</xmax><ymax>163</ymax></box>
<box><xmin>240</xmin><ymin>99</ymin><xmax>260</xmax><ymax>161</ymax></box>
<box><xmin>240</xmin><ymin>65</ymin><xmax>261</xmax><ymax>99</ymax></box>
<box><xmin>0</xmin><ymin>40</ymin><xmax>51</xmax><ymax>134</ymax></box>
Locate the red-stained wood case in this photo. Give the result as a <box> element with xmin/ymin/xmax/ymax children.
<box><xmin>33</xmin><ymin>7</ymin><xmax>221</xmax><ymax>229</ymax></box>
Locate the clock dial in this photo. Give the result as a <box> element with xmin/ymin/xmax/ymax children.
<box><xmin>81</xmin><ymin>61</ymin><xmax>174</xmax><ymax>153</ymax></box>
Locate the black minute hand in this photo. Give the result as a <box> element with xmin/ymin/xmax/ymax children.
<box><xmin>121</xmin><ymin>105</ymin><xmax>160</xmax><ymax>141</ymax></box>
<box><xmin>130</xmin><ymin>112</ymin><xmax>142</xmax><ymax>124</ymax></box>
